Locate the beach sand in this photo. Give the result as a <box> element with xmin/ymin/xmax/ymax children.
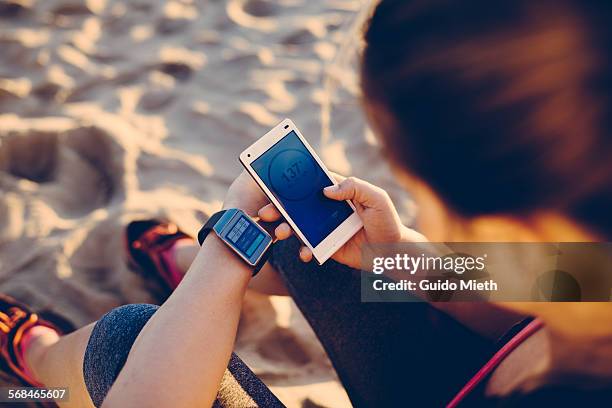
<box><xmin>0</xmin><ymin>0</ymin><xmax>413</xmax><ymax>406</ymax></box>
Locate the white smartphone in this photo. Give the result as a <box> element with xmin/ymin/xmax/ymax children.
<box><xmin>240</xmin><ymin>119</ymin><xmax>363</xmax><ymax>264</ymax></box>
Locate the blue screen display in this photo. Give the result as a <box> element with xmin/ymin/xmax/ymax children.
<box><xmin>227</xmin><ymin>215</ymin><xmax>266</xmax><ymax>257</ymax></box>
<box><xmin>252</xmin><ymin>131</ymin><xmax>353</xmax><ymax>246</ymax></box>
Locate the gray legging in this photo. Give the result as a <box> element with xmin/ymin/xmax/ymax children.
<box><xmin>83</xmin><ymin>303</ymin><xmax>282</xmax><ymax>407</ymax></box>
<box><xmin>83</xmin><ymin>237</ymin><xmax>519</xmax><ymax>407</ymax></box>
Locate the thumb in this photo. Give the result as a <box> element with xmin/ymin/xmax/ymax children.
<box><xmin>323</xmin><ymin>177</ymin><xmax>370</xmax><ymax>204</ymax></box>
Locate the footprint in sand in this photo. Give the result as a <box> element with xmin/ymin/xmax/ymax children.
<box><xmin>227</xmin><ymin>0</ymin><xmax>279</xmax><ymax>32</ymax></box>
<box><xmin>0</xmin><ymin>131</ymin><xmax>58</xmax><ymax>183</ymax></box>
<box><xmin>158</xmin><ymin>61</ymin><xmax>193</xmax><ymax>81</ymax></box>
<box><xmin>282</xmin><ymin>28</ymin><xmax>318</xmax><ymax>45</ymax></box>
<box><xmin>0</xmin><ymin>125</ymin><xmax>123</xmax><ymax>214</ymax></box>
<box><xmin>0</xmin><ymin>0</ymin><xmax>29</xmax><ymax>18</ymax></box>
<box><xmin>50</xmin><ymin>1</ymin><xmax>93</xmax><ymax>16</ymax></box>
<box><xmin>32</xmin><ymin>81</ymin><xmax>63</xmax><ymax>102</ymax></box>
<box><xmin>156</xmin><ymin>16</ymin><xmax>193</xmax><ymax>35</ymax></box>
<box><xmin>243</xmin><ymin>0</ymin><xmax>278</xmax><ymax>17</ymax></box>
<box><xmin>62</xmin><ymin>126</ymin><xmax>123</xmax><ymax>204</ymax></box>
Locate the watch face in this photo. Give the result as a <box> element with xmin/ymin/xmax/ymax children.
<box><xmin>221</xmin><ymin>212</ymin><xmax>272</xmax><ymax>265</ymax></box>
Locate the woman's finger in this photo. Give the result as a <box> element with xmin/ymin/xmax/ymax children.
<box><xmin>258</xmin><ymin>203</ymin><xmax>282</xmax><ymax>222</ymax></box>
<box><xmin>328</xmin><ymin>171</ymin><xmax>346</xmax><ymax>184</ymax></box>
<box><xmin>274</xmin><ymin>223</ymin><xmax>293</xmax><ymax>240</ymax></box>
<box><xmin>323</xmin><ymin>176</ymin><xmax>385</xmax><ymax>207</ymax></box>
<box><xmin>299</xmin><ymin>246</ymin><xmax>313</xmax><ymax>262</ymax></box>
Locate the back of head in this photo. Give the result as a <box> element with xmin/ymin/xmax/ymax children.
<box><xmin>361</xmin><ymin>0</ymin><xmax>612</xmax><ymax>239</ymax></box>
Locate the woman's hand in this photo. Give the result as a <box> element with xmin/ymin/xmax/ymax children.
<box><xmin>258</xmin><ymin>175</ymin><xmax>426</xmax><ymax>269</ymax></box>
<box><xmin>222</xmin><ymin>171</ymin><xmax>293</xmax><ymax>241</ymax></box>
<box><xmin>222</xmin><ymin>171</ymin><xmax>270</xmax><ymax>215</ymax></box>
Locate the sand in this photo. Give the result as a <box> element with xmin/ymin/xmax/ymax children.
<box><xmin>0</xmin><ymin>0</ymin><xmax>413</xmax><ymax>406</ymax></box>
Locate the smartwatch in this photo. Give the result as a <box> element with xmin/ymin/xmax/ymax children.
<box><xmin>197</xmin><ymin>208</ymin><xmax>274</xmax><ymax>276</ymax></box>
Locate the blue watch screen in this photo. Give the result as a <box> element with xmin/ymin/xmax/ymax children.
<box><xmin>227</xmin><ymin>215</ymin><xmax>266</xmax><ymax>257</ymax></box>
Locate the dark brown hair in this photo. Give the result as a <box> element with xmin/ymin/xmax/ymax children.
<box><xmin>362</xmin><ymin>0</ymin><xmax>612</xmax><ymax>238</ymax></box>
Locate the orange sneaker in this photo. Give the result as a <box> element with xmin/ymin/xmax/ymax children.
<box><xmin>0</xmin><ymin>294</ymin><xmax>72</xmax><ymax>389</ymax></box>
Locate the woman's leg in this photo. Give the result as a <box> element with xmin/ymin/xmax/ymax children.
<box><xmin>22</xmin><ymin>304</ymin><xmax>282</xmax><ymax>407</ymax></box>
<box><xmin>0</xmin><ymin>221</ymin><xmax>283</xmax><ymax>407</ymax></box>
<box><xmin>268</xmin><ymin>237</ymin><xmax>526</xmax><ymax>407</ymax></box>
<box><xmin>83</xmin><ymin>304</ymin><xmax>282</xmax><ymax>407</ymax></box>
<box><xmin>24</xmin><ymin>323</ymin><xmax>95</xmax><ymax>407</ymax></box>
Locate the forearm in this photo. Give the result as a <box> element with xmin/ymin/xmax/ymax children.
<box><xmin>104</xmin><ymin>235</ymin><xmax>251</xmax><ymax>407</ymax></box>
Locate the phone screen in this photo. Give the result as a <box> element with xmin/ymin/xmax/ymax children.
<box><xmin>251</xmin><ymin>130</ymin><xmax>354</xmax><ymax>246</ymax></box>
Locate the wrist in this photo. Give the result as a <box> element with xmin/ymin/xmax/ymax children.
<box><xmin>221</xmin><ymin>202</ymin><xmax>259</xmax><ymax>217</ymax></box>
<box><xmin>399</xmin><ymin>225</ymin><xmax>428</xmax><ymax>243</ymax></box>
<box><xmin>197</xmin><ymin>233</ymin><xmax>253</xmax><ymax>279</ymax></box>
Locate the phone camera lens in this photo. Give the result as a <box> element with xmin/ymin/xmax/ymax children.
<box><xmin>247</xmin><ymin>154</ymin><xmax>251</xmax><ymax>157</ymax></box>
<box><xmin>284</xmin><ymin>125</ymin><xmax>289</xmax><ymax>129</ymax></box>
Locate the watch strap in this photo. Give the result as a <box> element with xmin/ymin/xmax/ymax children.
<box><xmin>197</xmin><ymin>210</ymin><xmax>272</xmax><ymax>276</ymax></box>
<box><xmin>251</xmin><ymin>245</ymin><xmax>273</xmax><ymax>275</ymax></box>
<box><xmin>197</xmin><ymin>210</ymin><xmax>226</xmax><ymax>247</ymax></box>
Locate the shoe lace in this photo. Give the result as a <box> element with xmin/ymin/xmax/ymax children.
<box><xmin>0</xmin><ymin>307</ymin><xmax>28</xmax><ymax>334</ymax></box>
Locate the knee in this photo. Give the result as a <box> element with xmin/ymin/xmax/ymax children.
<box><xmin>90</xmin><ymin>304</ymin><xmax>159</xmax><ymax>350</ymax></box>
<box><xmin>83</xmin><ymin>304</ymin><xmax>159</xmax><ymax>407</ymax></box>
<box><xmin>97</xmin><ymin>304</ymin><xmax>159</xmax><ymax>332</ymax></box>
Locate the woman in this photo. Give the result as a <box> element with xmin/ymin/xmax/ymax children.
<box><xmin>1</xmin><ymin>0</ymin><xmax>611</xmax><ymax>406</ymax></box>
